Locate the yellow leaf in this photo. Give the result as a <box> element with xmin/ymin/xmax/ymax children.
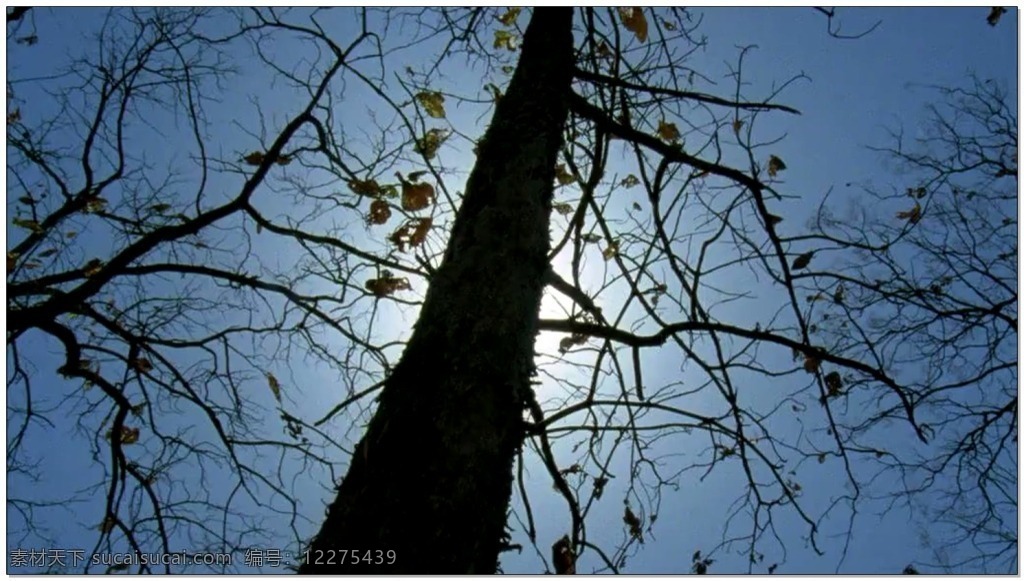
<box><xmin>618</xmin><ymin>7</ymin><xmax>648</xmax><ymax>43</ymax></box>
<box><xmin>106</xmin><ymin>426</ymin><xmax>140</xmax><ymax>445</ymax></box>
<box><xmin>896</xmin><ymin>202</ymin><xmax>922</xmax><ymax>224</ymax></box>
<box><xmin>83</xmin><ymin>258</ymin><xmax>104</xmax><ymax>277</ymax></box>
<box><xmin>401</xmin><ymin>181</ymin><xmax>434</xmax><ymax>211</ymax></box>
<box><xmin>84</xmin><ymin>196</ymin><xmax>108</xmax><ymax>213</ymax></box>
<box><xmin>554</xmin><ymin>163</ymin><xmax>576</xmax><ymax>185</ymax></box>
<box><xmin>620</xmin><ymin>174</ymin><xmax>640</xmax><ymax>188</ymax></box>
<box><xmin>13</xmin><ymin>217</ymin><xmax>43</xmax><ymax>234</ymax></box>
<box><xmin>767</xmin><ymin>155</ymin><xmax>786</xmax><ymax>178</ymax></box>
<box><xmin>266</xmin><ymin>372</ymin><xmax>281</xmax><ymax>402</ymax></box>
<box><xmin>493</xmin><ymin>29</ymin><xmax>518</xmax><ymax>51</ymax></box>
<box><xmin>368</xmin><ymin>199</ymin><xmax>392</xmax><ymax>225</ymax></box>
<box><xmin>416</xmin><ymin>91</ymin><xmax>446</xmax><ymax>119</ymax></box>
<box><xmin>656</xmin><ymin>119</ymin><xmax>680</xmax><ymax>143</ymax></box>
<box><xmin>415</xmin><ymin>128</ymin><xmax>449</xmax><ymax>159</ymax></box>
<box><xmin>243</xmin><ymin>151</ymin><xmax>265</xmax><ymax>166</ymax></box>
<box><xmin>602</xmin><ymin>239</ymin><xmax>620</xmax><ymax>261</ymax></box>
<box><xmin>497</xmin><ymin>7</ymin><xmax>521</xmax><ymax>25</ymax></box>
<box><xmin>552</xmin><ymin>202</ymin><xmax>574</xmax><ymax>216</ymax></box>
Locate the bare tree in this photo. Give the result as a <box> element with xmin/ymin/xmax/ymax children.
<box><xmin>803</xmin><ymin>75</ymin><xmax>1016</xmax><ymax>574</ymax></box>
<box><xmin>6</xmin><ymin>7</ymin><xmax>1011</xmax><ymax>575</ymax></box>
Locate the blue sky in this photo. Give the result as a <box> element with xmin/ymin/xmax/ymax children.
<box><xmin>4</xmin><ymin>6</ymin><xmax>1018</xmax><ymax>576</ymax></box>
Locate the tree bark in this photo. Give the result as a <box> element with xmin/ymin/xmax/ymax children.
<box><xmin>300</xmin><ymin>8</ymin><xmax>575</xmax><ymax>574</ymax></box>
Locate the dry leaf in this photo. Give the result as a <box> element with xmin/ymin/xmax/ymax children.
<box><xmin>368</xmin><ymin>199</ymin><xmax>392</xmax><ymax>225</ymax></box>
<box><xmin>791</xmin><ymin>251</ymin><xmax>814</xmax><ymax>270</ymax></box>
<box><xmin>896</xmin><ymin>202</ymin><xmax>922</xmax><ymax>224</ymax></box>
<box><xmin>493</xmin><ymin>29</ymin><xmax>518</xmax><ymax>51</ymax></box>
<box><xmin>833</xmin><ymin>284</ymin><xmax>844</xmax><ymax>305</ymax></box>
<box><xmin>620</xmin><ymin>174</ymin><xmax>640</xmax><ymax>188</ymax></box>
<box><xmin>553</xmin><ymin>202</ymin><xmax>574</xmax><ymax>216</ymax></box>
<box><xmin>107</xmin><ymin>425</ymin><xmax>140</xmax><ymax>445</ymax></box>
<box><xmin>732</xmin><ymin>118</ymin><xmax>745</xmax><ymax>135</ymax></box>
<box><xmin>497</xmin><ymin>7</ymin><xmax>521</xmax><ymax>25</ymax></box>
<box><xmin>602</xmin><ymin>239</ymin><xmax>620</xmax><ymax>261</ymax></box>
<box><xmin>85</xmin><ymin>196</ymin><xmax>108</xmax><ymax>213</ymax></box>
<box><xmin>824</xmin><ymin>371</ymin><xmax>843</xmax><ymax>397</ymax></box>
<box><xmin>365</xmin><ymin>272</ymin><xmax>412</xmax><ymax>297</ymax></box>
<box><xmin>662</xmin><ymin>18</ymin><xmax>677</xmax><ymax>31</ymax></box>
<box><xmin>767</xmin><ymin>155</ymin><xmax>786</xmax><ymax>178</ymax></box>
<box><xmin>803</xmin><ymin>354</ymin><xmax>821</xmax><ymax>374</ymax></box>
<box><xmin>552</xmin><ymin>535</ymin><xmax>576</xmax><ymax>575</ymax></box>
<box><xmin>7</xmin><ymin>108</ymin><xmax>20</xmax><ymax>124</ymax></box>
<box><xmin>243</xmin><ymin>151</ymin><xmax>265</xmax><ymax>166</ymax></box>
<box><xmin>13</xmin><ymin>217</ymin><xmax>42</xmax><ymax>234</ymax></box>
<box><xmin>766</xmin><ymin>213</ymin><xmax>783</xmax><ymax>226</ymax></box>
<box><xmin>554</xmin><ymin>163</ymin><xmax>576</xmax><ymax>185</ymax></box>
<box><xmin>416</xmin><ymin>91</ymin><xmax>446</xmax><ymax>119</ymax></box>
<box><xmin>348</xmin><ymin>178</ymin><xmax>382</xmax><ymax>197</ymax></box>
<box><xmin>618</xmin><ymin>7</ymin><xmax>649</xmax><ymax>43</ymax></box>
<box><xmin>266</xmin><ymin>372</ymin><xmax>282</xmax><ymax>402</ymax></box>
<box><xmin>83</xmin><ymin>259</ymin><xmax>104</xmax><ymax>277</ymax></box>
<box><xmin>401</xmin><ymin>181</ymin><xmax>434</xmax><ymax>211</ymax></box>
<box><xmin>623</xmin><ymin>506</ymin><xmax>644</xmax><ymax>542</ymax></box>
<box><xmin>99</xmin><ymin>516</ymin><xmax>117</xmax><ymax>533</ymax></box>
<box><xmin>132</xmin><ymin>358</ymin><xmax>153</xmax><ymax>373</ymax></box>
<box><xmin>7</xmin><ymin>251</ymin><xmax>19</xmax><ymax>271</ymax></box>
<box><xmin>415</xmin><ymin>128</ymin><xmax>449</xmax><ymax>159</ymax></box>
<box><xmin>656</xmin><ymin>119</ymin><xmax>680</xmax><ymax>143</ymax></box>
<box><xmin>581</xmin><ymin>233</ymin><xmax>601</xmax><ymax>244</ymax></box>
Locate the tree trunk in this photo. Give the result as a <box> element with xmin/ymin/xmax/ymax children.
<box><xmin>300</xmin><ymin>8</ymin><xmax>574</xmax><ymax>574</ymax></box>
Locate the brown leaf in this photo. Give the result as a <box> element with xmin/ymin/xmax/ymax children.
<box><xmin>347</xmin><ymin>178</ymin><xmax>382</xmax><ymax>197</ymax></box>
<box><xmin>243</xmin><ymin>151</ymin><xmax>265</xmax><ymax>166</ymax></box>
<box><xmin>367</xmin><ymin>199</ymin><xmax>392</xmax><ymax>225</ymax></box>
<box><xmin>896</xmin><ymin>202</ymin><xmax>922</xmax><ymax>224</ymax></box>
<box><xmin>132</xmin><ymin>358</ymin><xmax>153</xmax><ymax>373</ymax></box>
<box><xmin>365</xmin><ymin>272</ymin><xmax>411</xmax><ymax>297</ymax></box>
<box><xmin>83</xmin><ymin>258</ymin><xmax>104</xmax><ymax>277</ymax></box>
<box><xmin>99</xmin><ymin>516</ymin><xmax>117</xmax><ymax>533</ymax></box>
<box><xmin>623</xmin><ymin>506</ymin><xmax>644</xmax><ymax>543</ymax></box>
<box><xmin>618</xmin><ymin>7</ymin><xmax>649</xmax><ymax>43</ymax></box>
<box><xmin>791</xmin><ymin>251</ymin><xmax>814</xmax><ymax>270</ymax></box>
<box><xmin>401</xmin><ymin>181</ymin><xmax>434</xmax><ymax>211</ymax></box>
<box><xmin>824</xmin><ymin>371</ymin><xmax>843</xmax><ymax>397</ymax></box>
<box><xmin>766</xmin><ymin>213</ymin><xmax>783</xmax><ymax>226</ymax></box>
<box><xmin>7</xmin><ymin>107</ymin><xmax>20</xmax><ymax>124</ymax></box>
<box><xmin>803</xmin><ymin>354</ymin><xmax>821</xmax><ymax>374</ymax></box>
<box><xmin>552</xmin><ymin>535</ymin><xmax>576</xmax><ymax>575</ymax></box>
<box><xmin>13</xmin><ymin>217</ymin><xmax>43</xmax><ymax>234</ymax></box>
<box><xmin>620</xmin><ymin>174</ymin><xmax>640</xmax><ymax>188</ymax></box>
<box><xmin>7</xmin><ymin>251</ymin><xmax>19</xmax><ymax>271</ymax></box>
<box><xmin>732</xmin><ymin>118</ymin><xmax>745</xmax><ymax>135</ymax></box>
<box><xmin>656</xmin><ymin>119</ymin><xmax>680</xmax><ymax>143</ymax></box>
<box><xmin>767</xmin><ymin>155</ymin><xmax>786</xmax><ymax>177</ymax></box>
<box><xmin>266</xmin><ymin>372</ymin><xmax>282</xmax><ymax>402</ymax></box>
